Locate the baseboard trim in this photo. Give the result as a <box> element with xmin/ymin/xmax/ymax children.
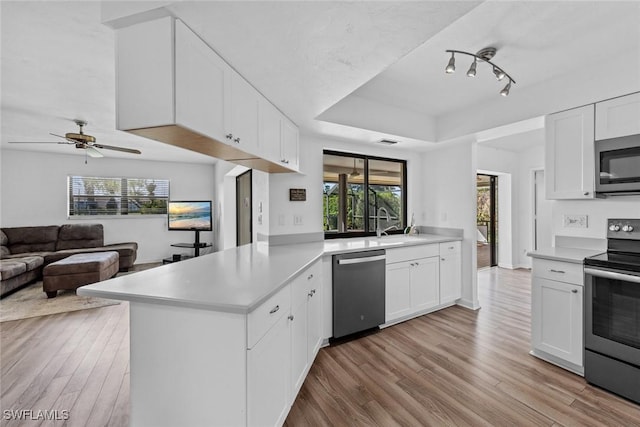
<box><xmin>456</xmin><ymin>298</ymin><xmax>481</xmax><ymax>310</ymax></box>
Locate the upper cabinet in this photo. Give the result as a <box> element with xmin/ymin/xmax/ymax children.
<box><xmin>545</xmin><ymin>104</ymin><xmax>595</xmax><ymax>199</ymax></box>
<box><xmin>258</xmin><ymin>98</ymin><xmax>300</xmax><ymax>170</ymax></box>
<box><xmin>116</xmin><ymin>17</ymin><xmax>299</xmax><ymax>173</ymax></box>
<box><xmin>595</xmin><ymin>92</ymin><xmax>640</xmax><ymax>140</ymax></box>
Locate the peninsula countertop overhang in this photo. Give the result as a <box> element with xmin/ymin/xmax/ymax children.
<box><xmin>78</xmin><ymin>234</ymin><xmax>462</xmax><ymax>314</ymax></box>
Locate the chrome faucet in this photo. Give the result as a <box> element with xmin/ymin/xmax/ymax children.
<box><xmin>376</xmin><ymin>207</ymin><xmax>389</xmax><ymax>238</ymax></box>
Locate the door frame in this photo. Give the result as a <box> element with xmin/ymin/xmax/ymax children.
<box><xmin>477</xmin><ymin>173</ymin><xmax>498</xmax><ymax>268</ymax></box>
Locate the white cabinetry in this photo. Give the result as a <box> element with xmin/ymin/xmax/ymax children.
<box><xmin>384</xmin><ymin>241</ymin><xmax>461</xmax><ymax>325</ymax></box>
<box><xmin>531</xmin><ymin>258</ymin><xmax>584</xmax><ymax>374</ymax></box>
<box><xmin>545</xmin><ymin>104</ymin><xmax>595</xmax><ymax>199</ymax></box>
<box><xmin>439</xmin><ymin>241</ymin><xmax>462</xmax><ymax>304</ymax></box>
<box><xmin>247</xmin><ymin>259</ymin><xmax>322</xmax><ymax>426</ymax></box>
<box><xmin>116</xmin><ymin>17</ymin><xmax>299</xmax><ymax>173</ymax></box>
<box><xmin>258</xmin><ymin>99</ymin><xmax>300</xmax><ymax>171</ymax></box>
<box><xmin>595</xmin><ymin>92</ymin><xmax>640</xmax><ymax>140</ymax></box>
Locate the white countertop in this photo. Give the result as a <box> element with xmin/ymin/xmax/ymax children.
<box><xmin>527</xmin><ymin>247</ymin><xmax>604</xmax><ymax>264</ymax></box>
<box><xmin>78</xmin><ymin>234</ymin><xmax>460</xmax><ymax>314</ymax></box>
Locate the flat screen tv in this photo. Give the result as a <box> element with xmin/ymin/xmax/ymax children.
<box><xmin>168</xmin><ymin>201</ymin><xmax>212</xmax><ymax>231</ymax></box>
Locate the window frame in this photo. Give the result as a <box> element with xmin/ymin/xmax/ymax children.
<box><xmin>323</xmin><ymin>150</ymin><xmax>407</xmax><ymax>239</ymax></box>
<box><xmin>67</xmin><ymin>175</ymin><xmax>170</xmax><ymax>218</ymax></box>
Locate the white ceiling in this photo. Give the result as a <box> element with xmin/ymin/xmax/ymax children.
<box><xmin>2</xmin><ymin>1</ymin><xmax>639</xmax><ymax>162</ymax></box>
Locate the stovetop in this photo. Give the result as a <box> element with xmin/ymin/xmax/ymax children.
<box><xmin>584</xmin><ymin>218</ymin><xmax>640</xmax><ymax>272</ymax></box>
<box><xmin>584</xmin><ymin>251</ymin><xmax>640</xmax><ymax>273</ymax></box>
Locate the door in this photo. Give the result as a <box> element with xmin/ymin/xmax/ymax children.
<box><xmin>477</xmin><ymin>174</ymin><xmax>498</xmax><ymax>268</ymax></box>
<box><xmin>236</xmin><ymin>170</ymin><xmax>252</xmax><ymax>246</ymax></box>
<box><xmin>533</xmin><ymin>170</ymin><xmax>553</xmax><ymax>250</ymax></box>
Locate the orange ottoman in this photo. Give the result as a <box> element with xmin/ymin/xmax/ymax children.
<box><xmin>43</xmin><ymin>251</ymin><xmax>119</xmax><ymax>298</ymax></box>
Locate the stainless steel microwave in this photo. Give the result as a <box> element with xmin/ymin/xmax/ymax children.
<box><xmin>595</xmin><ymin>134</ymin><xmax>640</xmax><ymax>197</ymax></box>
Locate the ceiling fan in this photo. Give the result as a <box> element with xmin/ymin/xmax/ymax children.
<box><xmin>8</xmin><ymin>120</ymin><xmax>142</xmax><ymax>158</ymax></box>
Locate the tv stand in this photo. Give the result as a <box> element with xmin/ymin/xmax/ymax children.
<box><xmin>171</xmin><ymin>230</ymin><xmax>211</xmax><ymax>257</ymax></box>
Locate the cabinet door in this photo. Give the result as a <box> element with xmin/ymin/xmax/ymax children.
<box><xmin>385</xmin><ymin>262</ymin><xmax>412</xmax><ymax>322</ymax></box>
<box><xmin>595</xmin><ymin>92</ymin><xmax>640</xmax><ymax>140</ymax></box>
<box><xmin>545</xmin><ymin>104</ymin><xmax>595</xmax><ymax>199</ymax></box>
<box><xmin>307</xmin><ymin>275</ymin><xmax>323</xmax><ymax>362</ymax></box>
<box><xmin>411</xmin><ymin>257</ymin><xmax>440</xmax><ymax>311</ymax></box>
<box><xmin>258</xmin><ymin>97</ymin><xmax>282</xmax><ymax>163</ymax></box>
<box><xmin>290</xmin><ymin>298</ymin><xmax>308</xmax><ymax>398</ymax></box>
<box><xmin>229</xmin><ymin>72</ymin><xmax>259</xmax><ymax>154</ymax></box>
<box><xmin>532</xmin><ymin>277</ymin><xmax>583</xmax><ymax>366</ymax></box>
<box><xmin>247</xmin><ymin>314</ymin><xmax>290</xmax><ymax>427</ymax></box>
<box><xmin>116</xmin><ymin>17</ymin><xmax>174</xmax><ymax>130</ymax></box>
<box><xmin>440</xmin><ymin>243</ymin><xmax>462</xmax><ymax>304</ymax></box>
<box><xmin>281</xmin><ymin>118</ymin><xmax>299</xmax><ymax>170</ymax></box>
<box><xmin>175</xmin><ymin>20</ymin><xmax>228</xmax><ymax>142</ymax></box>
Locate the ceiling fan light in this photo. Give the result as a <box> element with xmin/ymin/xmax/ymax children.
<box><xmin>500</xmin><ymin>80</ymin><xmax>511</xmax><ymax>97</ymax></box>
<box><xmin>445</xmin><ymin>53</ymin><xmax>455</xmax><ymax>74</ymax></box>
<box><xmin>466</xmin><ymin>59</ymin><xmax>477</xmax><ymax>77</ymax></box>
<box><xmin>493</xmin><ymin>66</ymin><xmax>506</xmax><ymax>81</ymax></box>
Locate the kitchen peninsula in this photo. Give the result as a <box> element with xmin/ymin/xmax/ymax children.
<box><xmin>79</xmin><ymin>233</ymin><xmax>462</xmax><ymax>426</ymax></box>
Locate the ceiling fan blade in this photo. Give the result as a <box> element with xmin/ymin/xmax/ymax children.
<box><xmin>8</xmin><ymin>140</ymin><xmax>64</xmax><ymax>144</ymax></box>
<box><xmin>85</xmin><ymin>146</ymin><xmax>104</xmax><ymax>158</ymax></box>
<box><xmin>93</xmin><ymin>143</ymin><xmax>141</xmax><ymax>155</ymax></box>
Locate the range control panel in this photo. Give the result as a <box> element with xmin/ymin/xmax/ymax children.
<box><xmin>607</xmin><ymin>218</ymin><xmax>640</xmax><ymax>239</ymax></box>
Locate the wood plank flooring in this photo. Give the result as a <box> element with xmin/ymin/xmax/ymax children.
<box><xmin>285</xmin><ymin>268</ymin><xmax>640</xmax><ymax>426</ymax></box>
<box><xmin>1</xmin><ymin>267</ymin><xmax>639</xmax><ymax>426</ymax></box>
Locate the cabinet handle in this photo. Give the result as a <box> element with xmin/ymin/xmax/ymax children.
<box><xmin>549</xmin><ymin>269</ymin><xmax>565</xmax><ymax>274</ymax></box>
<box><xmin>583</xmin><ymin>192</ymin><xmax>589</xmax><ymax>196</ymax></box>
<box><xmin>449</xmin><ymin>246</ymin><xmax>454</xmax><ymax>250</ymax></box>
<box><xmin>233</xmin><ymin>137</ymin><xmax>240</xmax><ymax>143</ymax></box>
<box><xmin>307</xmin><ymin>274</ymin><xmax>313</xmax><ymax>280</ymax></box>
<box><xmin>226</xmin><ymin>133</ymin><xmax>233</xmax><ymax>139</ymax></box>
<box><xmin>281</xmin><ymin>159</ymin><xmax>289</xmax><ymax>164</ymax></box>
<box><xmin>288</xmin><ymin>315</ymin><xmax>294</xmax><ymax>321</ymax></box>
<box><xmin>441</xmin><ymin>258</ymin><xmax>446</xmax><ymax>261</ymax></box>
<box><xmin>269</xmin><ymin>305</ymin><xmax>280</xmax><ymax>314</ymax></box>
<box><xmin>308</xmin><ymin>289</ymin><xmax>316</xmax><ymax>298</ymax></box>
<box><xmin>571</xmin><ymin>289</ymin><xmax>578</xmax><ymax>293</ymax></box>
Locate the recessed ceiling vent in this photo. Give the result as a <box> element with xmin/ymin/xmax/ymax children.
<box><xmin>377</xmin><ymin>139</ymin><xmax>399</xmax><ymax>145</ymax></box>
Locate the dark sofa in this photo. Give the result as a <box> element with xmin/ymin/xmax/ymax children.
<box><xmin>0</xmin><ymin>224</ymin><xmax>137</xmax><ymax>298</ymax></box>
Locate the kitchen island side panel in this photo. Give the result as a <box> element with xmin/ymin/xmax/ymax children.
<box><xmin>130</xmin><ymin>302</ymin><xmax>247</xmax><ymax>427</ymax></box>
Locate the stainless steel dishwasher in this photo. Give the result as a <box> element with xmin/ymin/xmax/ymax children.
<box><xmin>332</xmin><ymin>249</ymin><xmax>386</xmax><ymax>339</ymax></box>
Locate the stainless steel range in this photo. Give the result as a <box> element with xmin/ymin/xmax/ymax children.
<box><xmin>584</xmin><ymin>218</ymin><xmax>640</xmax><ymax>404</ymax></box>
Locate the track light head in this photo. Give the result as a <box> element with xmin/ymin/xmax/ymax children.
<box><xmin>445</xmin><ymin>53</ymin><xmax>455</xmax><ymax>74</ymax></box>
<box><xmin>466</xmin><ymin>58</ymin><xmax>477</xmax><ymax>77</ymax></box>
<box><xmin>500</xmin><ymin>80</ymin><xmax>511</xmax><ymax>97</ymax></box>
<box><xmin>493</xmin><ymin>67</ymin><xmax>506</xmax><ymax>81</ymax></box>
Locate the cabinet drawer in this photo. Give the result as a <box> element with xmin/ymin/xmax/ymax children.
<box><xmin>439</xmin><ymin>241</ymin><xmax>461</xmax><ymax>255</ymax></box>
<box><xmin>386</xmin><ymin>244</ymin><xmax>439</xmax><ymax>264</ymax></box>
<box><xmin>292</xmin><ymin>260</ymin><xmax>321</xmax><ymax>308</ymax></box>
<box><xmin>532</xmin><ymin>258</ymin><xmax>583</xmax><ymax>285</ymax></box>
<box><xmin>248</xmin><ymin>284</ymin><xmax>291</xmax><ymax>349</ymax></box>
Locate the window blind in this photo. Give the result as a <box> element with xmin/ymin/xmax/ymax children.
<box><xmin>68</xmin><ymin>176</ymin><xmax>169</xmax><ymax>216</ymax></box>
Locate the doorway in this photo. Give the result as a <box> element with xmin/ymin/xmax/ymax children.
<box><xmin>477</xmin><ymin>174</ymin><xmax>498</xmax><ymax>268</ymax></box>
<box><xmin>236</xmin><ymin>170</ymin><xmax>252</xmax><ymax>246</ymax></box>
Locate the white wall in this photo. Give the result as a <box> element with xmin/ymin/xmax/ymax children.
<box><xmin>0</xmin><ymin>149</ymin><xmax>215</xmax><ymax>263</ymax></box>
<box><xmin>421</xmin><ymin>140</ymin><xmax>478</xmax><ymax>309</ymax></box>
<box><xmin>552</xmin><ymin>198</ymin><xmax>640</xmax><ymax>240</ymax></box>
<box><xmin>517</xmin><ymin>143</ymin><xmax>545</xmax><ymax>268</ymax></box>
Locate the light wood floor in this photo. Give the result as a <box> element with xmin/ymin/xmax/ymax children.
<box><xmin>2</xmin><ymin>268</ymin><xmax>639</xmax><ymax>426</ymax></box>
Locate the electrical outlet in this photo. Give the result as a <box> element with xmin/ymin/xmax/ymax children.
<box><xmin>294</xmin><ymin>215</ymin><xmax>303</xmax><ymax>225</ymax></box>
<box><xmin>257</xmin><ymin>214</ymin><xmax>262</xmax><ymax>225</ymax></box>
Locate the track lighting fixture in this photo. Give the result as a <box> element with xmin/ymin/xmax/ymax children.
<box><xmin>445</xmin><ymin>47</ymin><xmax>515</xmax><ymax>96</ymax></box>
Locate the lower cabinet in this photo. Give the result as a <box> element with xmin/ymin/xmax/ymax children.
<box><xmin>531</xmin><ymin>258</ymin><xmax>584</xmax><ymax>374</ymax></box>
<box><xmin>385</xmin><ymin>241</ymin><xmax>461</xmax><ymax>325</ymax></box>
<box><xmin>247</xmin><ymin>313</ymin><xmax>291</xmax><ymax>427</ymax></box>
<box><xmin>247</xmin><ymin>259</ymin><xmax>322</xmax><ymax>426</ymax></box>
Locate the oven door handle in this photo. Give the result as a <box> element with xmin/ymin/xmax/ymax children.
<box><xmin>585</xmin><ymin>267</ymin><xmax>640</xmax><ymax>283</ymax></box>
